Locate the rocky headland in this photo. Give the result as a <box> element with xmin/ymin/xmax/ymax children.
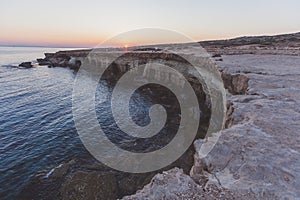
<box><xmin>19</xmin><ymin>32</ymin><xmax>300</xmax><ymax>199</ymax></box>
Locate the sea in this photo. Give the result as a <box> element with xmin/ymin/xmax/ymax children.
<box><xmin>0</xmin><ymin>46</ymin><xmax>91</xmax><ymax>199</ymax></box>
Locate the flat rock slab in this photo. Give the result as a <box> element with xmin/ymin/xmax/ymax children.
<box><xmin>192</xmin><ymin>54</ymin><xmax>300</xmax><ymax>199</ymax></box>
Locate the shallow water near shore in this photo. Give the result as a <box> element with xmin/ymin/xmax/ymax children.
<box><xmin>0</xmin><ymin>64</ymin><xmax>88</xmax><ymax>199</ymax></box>
<box><xmin>0</xmin><ymin>47</ymin><xmax>108</xmax><ymax>199</ymax></box>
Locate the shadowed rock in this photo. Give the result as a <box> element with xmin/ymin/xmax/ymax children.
<box><xmin>221</xmin><ymin>72</ymin><xmax>249</xmax><ymax>95</ymax></box>
<box><xmin>19</xmin><ymin>62</ymin><xmax>33</xmax><ymax>68</ymax></box>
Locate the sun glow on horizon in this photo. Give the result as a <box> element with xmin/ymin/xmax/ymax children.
<box><xmin>1</xmin><ymin>0</ymin><xmax>299</xmax><ymax>47</ymax></box>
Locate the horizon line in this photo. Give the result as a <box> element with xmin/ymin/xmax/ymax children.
<box><xmin>1</xmin><ymin>31</ymin><xmax>299</xmax><ymax>49</ymax></box>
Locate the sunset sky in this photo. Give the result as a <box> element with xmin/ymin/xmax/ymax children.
<box><xmin>0</xmin><ymin>0</ymin><xmax>299</xmax><ymax>47</ymax></box>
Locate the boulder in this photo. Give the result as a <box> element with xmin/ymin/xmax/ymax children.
<box><xmin>37</xmin><ymin>58</ymin><xmax>51</xmax><ymax>66</ymax></box>
<box><xmin>19</xmin><ymin>62</ymin><xmax>33</xmax><ymax>68</ymax></box>
<box><xmin>221</xmin><ymin>72</ymin><xmax>249</xmax><ymax>95</ymax></box>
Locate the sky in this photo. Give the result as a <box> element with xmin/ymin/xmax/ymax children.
<box><xmin>0</xmin><ymin>0</ymin><xmax>299</xmax><ymax>47</ymax></box>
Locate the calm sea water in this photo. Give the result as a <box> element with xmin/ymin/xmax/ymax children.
<box><xmin>0</xmin><ymin>46</ymin><xmax>91</xmax><ymax>199</ymax></box>
<box><xmin>0</xmin><ymin>46</ymin><xmax>80</xmax><ymax>66</ymax></box>
<box><xmin>0</xmin><ymin>46</ymin><xmax>174</xmax><ymax>199</ymax></box>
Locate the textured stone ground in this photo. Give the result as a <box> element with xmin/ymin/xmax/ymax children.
<box><xmin>122</xmin><ymin>168</ymin><xmax>256</xmax><ymax>200</ymax></box>
<box><xmin>124</xmin><ymin>53</ymin><xmax>300</xmax><ymax>199</ymax></box>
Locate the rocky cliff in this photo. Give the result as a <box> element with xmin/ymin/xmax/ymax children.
<box><xmin>121</xmin><ymin>50</ymin><xmax>300</xmax><ymax>199</ymax></box>
<box><xmin>19</xmin><ymin>33</ymin><xmax>300</xmax><ymax>199</ymax></box>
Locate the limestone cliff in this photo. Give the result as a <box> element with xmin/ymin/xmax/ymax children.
<box><xmin>19</xmin><ymin>33</ymin><xmax>300</xmax><ymax>199</ymax></box>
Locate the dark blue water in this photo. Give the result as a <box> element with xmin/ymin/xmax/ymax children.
<box><xmin>0</xmin><ymin>64</ymin><xmax>91</xmax><ymax>199</ymax></box>
<box><xmin>0</xmin><ymin>46</ymin><xmax>89</xmax><ymax>199</ymax></box>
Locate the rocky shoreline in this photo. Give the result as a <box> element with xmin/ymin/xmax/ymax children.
<box><xmin>19</xmin><ymin>45</ymin><xmax>215</xmax><ymax>200</ymax></box>
<box><xmin>121</xmin><ymin>49</ymin><xmax>300</xmax><ymax>199</ymax></box>
<box><xmin>18</xmin><ymin>33</ymin><xmax>300</xmax><ymax>199</ymax></box>
<box><xmin>16</xmin><ymin>32</ymin><xmax>299</xmax><ymax>71</ymax></box>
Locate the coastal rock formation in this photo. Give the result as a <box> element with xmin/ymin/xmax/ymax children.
<box><xmin>19</xmin><ymin>34</ymin><xmax>300</xmax><ymax>199</ymax></box>
<box><xmin>221</xmin><ymin>72</ymin><xmax>249</xmax><ymax>95</ymax></box>
<box><xmin>19</xmin><ymin>62</ymin><xmax>33</xmax><ymax>68</ymax></box>
<box><xmin>121</xmin><ymin>53</ymin><xmax>300</xmax><ymax>200</ymax></box>
<box><xmin>19</xmin><ymin>47</ymin><xmax>213</xmax><ymax>200</ymax></box>
<box><xmin>36</xmin><ymin>49</ymin><xmax>90</xmax><ymax>70</ymax></box>
<box><xmin>122</xmin><ymin>168</ymin><xmax>256</xmax><ymax>200</ymax></box>
<box><xmin>190</xmin><ymin>54</ymin><xmax>300</xmax><ymax>199</ymax></box>
<box><xmin>19</xmin><ymin>152</ymin><xmax>194</xmax><ymax>200</ymax></box>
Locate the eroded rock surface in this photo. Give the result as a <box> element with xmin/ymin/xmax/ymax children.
<box><xmin>123</xmin><ymin>53</ymin><xmax>300</xmax><ymax>199</ymax></box>
<box><xmin>191</xmin><ymin>54</ymin><xmax>300</xmax><ymax>199</ymax></box>
<box><xmin>221</xmin><ymin>72</ymin><xmax>249</xmax><ymax>95</ymax></box>
<box><xmin>18</xmin><ymin>40</ymin><xmax>300</xmax><ymax>199</ymax></box>
<box><xmin>122</xmin><ymin>168</ymin><xmax>255</xmax><ymax>200</ymax></box>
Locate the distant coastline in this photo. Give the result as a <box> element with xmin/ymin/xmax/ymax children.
<box><xmin>1</xmin><ymin>31</ymin><xmax>299</xmax><ymax>50</ymax></box>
